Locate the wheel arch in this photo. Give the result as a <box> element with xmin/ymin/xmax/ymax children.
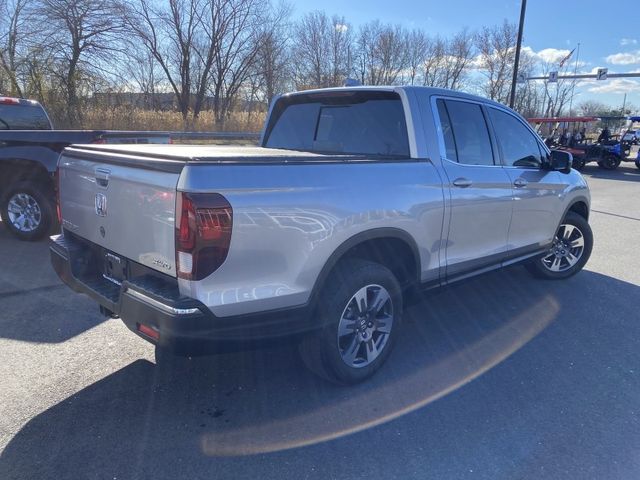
<box><xmin>566</xmin><ymin>199</ymin><xmax>590</xmax><ymax>222</ymax></box>
<box><xmin>0</xmin><ymin>158</ymin><xmax>54</xmax><ymax>199</ymax></box>
<box><xmin>308</xmin><ymin>228</ymin><xmax>421</xmax><ymax>310</ymax></box>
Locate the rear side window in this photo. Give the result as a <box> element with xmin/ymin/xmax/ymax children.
<box><xmin>0</xmin><ymin>104</ymin><xmax>51</xmax><ymax>130</ymax></box>
<box><xmin>438</xmin><ymin>99</ymin><xmax>494</xmax><ymax>166</ymax></box>
<box><xmin>488</xmin><ymin>108</ymin><xmax>543</xmax><ymax>168</ymax></box>
<box><xmin>265</xmin><ymin>93</ymin><xmax>410</xmax><ymax>156</ymax></box>
<box><xmin>436</xmin><ymin>99</ymin><xmax>458</xmax><ymax>161</ymax></box>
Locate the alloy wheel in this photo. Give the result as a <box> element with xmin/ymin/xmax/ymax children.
<box><xmin>541</xmin><ymin>223</ymin><xmax>585</xmax><ymax>273</ymax></box>
<box><xmin>337</xmin><ymin>284</ymin><xmax>394</xmax><ymax>368</ymax></box>
<box><xmin>6</xmin><ymin>193</ymin><xmax>42</xmax><ymax>233</ymax></box>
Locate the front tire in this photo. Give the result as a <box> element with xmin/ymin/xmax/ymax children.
<box><xmin>1</xmin><ymin>181</ymin><xmax>56</xmax><ymax>241</ymax></box>
<box><xmin>572</xmin><ymin>157</ymin><xmax>586</xmax><ymax>170</ymax></box>
<box><xmin>299</xmin><ymin>259</ymin><xmax>403</xmax><ymax>385</ymax></box>
<box><xmin>635</xmin><ymin>158</ymin><xmax>640</xmax><ymax>170</ymax></box>
<box><xmin>526</xmin><ymin>212</ymin><xmax>593</xmax><ymax>280</ymax></box>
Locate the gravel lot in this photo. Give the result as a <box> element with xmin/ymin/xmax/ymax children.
<box><xmin>1</xmin><ymin>157</ymin><xmax>640</xmax><ymax>480</ymax></box>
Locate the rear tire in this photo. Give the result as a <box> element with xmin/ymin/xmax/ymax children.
<box><xmin>1</xmin><ymin>181</ymin><xmax>56</xmax><ymax>241</ymax></box>
<box><xmin>597</xmin><ymin>155</ymin><xmax>620</xmax><ymax>170</ymax></box>
<box><xmin>298</xmin><ymin>259</ymin><xmax>403</xmax><ymax>385</ymax></box>
<box><xmin>526</xmin><ymin>212</ymin><xmax>593</xmax><ymax>280</ymax></box>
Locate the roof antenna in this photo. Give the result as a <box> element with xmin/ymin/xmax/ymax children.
<box><xmin>343</xmin><ymin>78</ymin><xmax>361</xmax><ymax>87</ymax></box>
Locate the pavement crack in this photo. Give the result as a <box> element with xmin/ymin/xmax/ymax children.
<box><xmin>591</xmin><ymin>209</ymin><xmax>640</xmax><ymax>222</ymax></box>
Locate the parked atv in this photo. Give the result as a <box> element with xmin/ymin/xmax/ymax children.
<box><xmin>558</xmin><ymin>142</ymin><xmax>622</xmax><ymax>171</ymax></box>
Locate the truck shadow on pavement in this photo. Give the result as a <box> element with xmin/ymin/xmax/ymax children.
<box><xmin>2</xmin><ymin>268</ymin><xmax>640</xmax><ymax>479</ymax></box>
<box><xmin>0</xmin><ymin>224</ymin><xmax>106</xmax><ymax>343</ymax></box>
<box><xmin>580</xmin><ymin>164</ymin><xmax>640</xmax><ymax>182</ymax></box>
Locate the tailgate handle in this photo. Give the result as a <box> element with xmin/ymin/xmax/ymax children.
<box><xmin>95</xmin><ymin>168</ymin><xmax>110</xmax><ymax>188</ymax></box>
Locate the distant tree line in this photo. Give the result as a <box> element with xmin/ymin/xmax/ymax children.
<box><xmin>0</xmin><ymin>0</ymin><xmax>609</xmax><ymax>129</ymax></box>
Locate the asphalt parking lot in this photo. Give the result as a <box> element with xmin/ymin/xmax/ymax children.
<box><xmin>1</xmin><ymin>159</ymin><xmax>640</xmax><ymax>480</ymax></box>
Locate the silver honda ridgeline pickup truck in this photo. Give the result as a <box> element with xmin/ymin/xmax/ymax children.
<box><xmin>50</xmin><ymin>87</ymin><xmax>592</xmax><ymax>384</ymax></box>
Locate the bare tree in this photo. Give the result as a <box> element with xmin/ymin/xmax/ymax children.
<box><xmin>405</xmin><ymin>29</ymin><xmax>427</xmax><ymax>86</ymax></box>
<box><xmin>203</xmin><ymin>0</ymin><xmax>267</xmax><ymax>128</ymax></box>
<box><xmin>33</xmin><ymin>0</ymin><xmax>126</xmax><ymax>126</ymax></box>
<box><xmin>355</xmin><ymin>21</ymin><xmax>408</xmax><ymax>85</ymax></box>
<box><xmin>475</xmin><ymin>21</ymin><xmax>517</xmax><ymax>103</ymax></box>
<box><xmin>292</xmin><ymin>11</ymin><xmax>352</xmax><ymax>89</ymax></box>
<box><xmin>421</xmin><ymin>36</ymin><xmax>446</xmax><ymax>87</ymax></box>
<box><xmin>442</xmin><ymin>29</ymin><xmax>474</xmax><ymax>90</ymax></box>
<box><xmin>292</xmin><ymin>11</ymin><xmax>329</xmax><ymax>88</ymax></box>
<box><xmin>538</xmin><ymin>61</ymin><xmax>574</xmax><ymax>117</ymax></box>
<box><xmin>127</xmin><ymin>0</ymin><xmax>204</xmax><ymax>127</ymax></box>
<box><xmin>252</xmin><ymin>2</ymin><xmax>292</xmax><ymax>104</ymax></box>
<box><xmin>577</xmin><ymin>100</ymin><xmax>609</xmax><ymax>116</ymax></box>
<box><xmin>329</xmin><ymin>16</ymin><xmax>352</xmax><ymax>86</ymax></box>
<box><xmin>127</xmin><ymin>51</ymin><xmax>163</xmax><ymax>105</ymax></box>
<box><xmin>0</xmin><ymin>0</ymin><xmax>28</xmax><ymax>97</ymax></box>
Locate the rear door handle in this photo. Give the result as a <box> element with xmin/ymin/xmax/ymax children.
<box><xmin>513</xmin><ymin>178</ymin><xmax>528</xmax><ymax>188</ymax></box>
<box><xmin>452</xmin><ymin>177</ymin><xmax>472</xmax><ymax>188</ymax></box>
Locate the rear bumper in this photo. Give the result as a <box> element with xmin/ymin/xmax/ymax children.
<box><xmin>50</xmin><ymin>233</ymin><xmax>312</xmax><ymax>355</ymax></box>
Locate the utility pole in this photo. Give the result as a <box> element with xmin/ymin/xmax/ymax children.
<box><xmin>509</xmin><ymin>0</ymin><xmax>527</xmax><ymax>109</ymax></box>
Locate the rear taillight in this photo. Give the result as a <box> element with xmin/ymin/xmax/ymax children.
<box><xmin>176</xmin><ymin>192</ymin><xmax>232</xmax><ymax>280</ymax></box>
<box><xmin>92</xmin><ymin>137</ymin><xmax>106</xmax><ymax>144</ymax></box>
<box><xmin>54</xmin><ymin>167</ymin><xmax>61</xmax><ymax>224</ymax></box>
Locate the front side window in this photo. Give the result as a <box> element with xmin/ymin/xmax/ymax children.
<box><xmin>488</xmin><ymin>108</ymin><xmax>543</xmax><ymax>168</ymax></box>
<box><xmin>440</xmin><ymin>99</ymin><xmax>494</xmax><ymax>166</ymax></box>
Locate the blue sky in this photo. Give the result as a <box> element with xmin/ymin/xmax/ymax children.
<box><xmin>291</xmin><ymin>0</ymin><xmax>640</xmax><ymax>111</ymax></box>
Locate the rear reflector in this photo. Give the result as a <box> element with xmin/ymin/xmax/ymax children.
<box><xmin>137</xmin><ymin>323</ymin><xmax>160</xmax><ymax>340</ymax></box>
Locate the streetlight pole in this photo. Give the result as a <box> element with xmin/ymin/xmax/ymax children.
<box><xmin>509</xmin><ymin>0</ymin><xmax>527</xmax><ymax>109</ymax></box>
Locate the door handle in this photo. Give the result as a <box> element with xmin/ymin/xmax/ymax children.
<box><xmin>95</xmin><ymin>167</ymin><xmax>110</xmax><ymax>188</ymax></box>
<box><xmin>452</xmin><ymin>177</ymin><xmax>472</xmax><ymax>188</ymax></box>
<box><xmin>513</xmin><ymin>178</ymin><xmax>528</xmax><ymax>188</ymax></box>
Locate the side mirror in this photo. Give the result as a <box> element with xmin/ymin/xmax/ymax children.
<box><xmin>549</xmin><ymin>150</ymin><xmax>573</xmax><ymax>174</ymax></box>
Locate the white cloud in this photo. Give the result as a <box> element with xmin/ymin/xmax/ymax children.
<box><xmin>620</xmin><ymin>38</ymin><xmax>638</xmax><ymax>46</ymax></box>
<box><xmin>536</xmin><ymin>47</ymin><xmax>572</xmax><ymax>63</ymax></box>
<box><xmin>605</xmin><ymin>50</ymin><xmax>640</xmax><ymax>65</ymax></box>
<box><xmin>521</xmin><ymin>46</ymin><xmax>586</xmax><ymax>67</ymax></box>
<box><xmin>587</xmin><ymin>78</ymin><xmax>640</xmax><ymax>94</ymax></box>
<box><xmin>334</xmin><ymin>24</ymin><xmax>348</xmax><ymax>33</ymax></box>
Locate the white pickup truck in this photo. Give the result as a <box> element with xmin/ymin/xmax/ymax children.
<box><xmin>50</xmin><ymin>87</ymin><xmax>593</xmax><ymax>384</ymax></box>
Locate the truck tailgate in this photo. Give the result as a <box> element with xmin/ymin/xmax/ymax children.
<box><xmin>58</xmin><ymin>150</ymin><xmax>180</xmax><ymax>277</ymax></box>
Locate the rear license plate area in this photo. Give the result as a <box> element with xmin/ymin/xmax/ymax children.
<box><xmin>103</xmin><ymin>250</ymin><xmax>128</xmax><ymax>286</ymax></box>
